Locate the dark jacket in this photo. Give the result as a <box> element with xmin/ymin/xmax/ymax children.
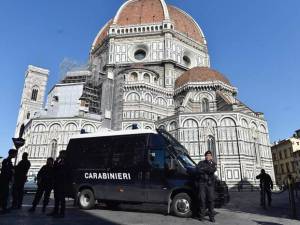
<box><xmin>256</xmin><ymin>173</ymin><xmax>273</xmax><ymax>190</ymax></box>
<box><xmin>14</xmin><ymin>159</ymin><xmax>31</xmax><ymax>184</ymax></box>
<box><xmin>196</xmin><ymin>160</ymin><xmax>217</xmax><ymax>185</ymax></box>
<box><xmin>53</xmin><ymin>158</ymin><xmax>68</xmax><ymax>187</ymax></box>
<box><xmin>0</xmin><ymin>158</ymin><xmax>14</xmax><ymax>183</ymax></box>
<box><xmin>37</xmin><ymin>165</ymin><xmax>54</xmax><ymax>188</ymax></box>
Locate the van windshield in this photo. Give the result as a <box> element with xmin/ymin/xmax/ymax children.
<box><xmin>157</xmin><ymin>129</ymin><xmax>187</xmax><ymax>153</ymax></box>
<box><xmin>177</xmin><ymin>153</ymin><xmax>196</xmax><ymax>168</ymax></box>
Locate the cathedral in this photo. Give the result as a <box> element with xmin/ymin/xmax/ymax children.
<box><xmin>15</xmin><ymin>0</ymin><xmax>274</xmax><ymax>188</ymax></box>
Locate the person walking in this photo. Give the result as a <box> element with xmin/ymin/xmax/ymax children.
<box><xmin>11</xmin><ymin>152</ymin><xmax>31</xmax><ymax>209</ymax></box>
<box><xmin>0</xmin><ymin>149</ymin><xmax>17</xmax><ymax>214</ymax></box>
<box><xmin>256</xmin><ymin>169</ymin><xmax>273</xmax><ymax>208</ymax></box>
<box><xmin>195</xmin><ymin>150</ymin><xmax>217</xmax><ymax>222</ymax></box>
<box><xmin>47</xmin><ymin>151</ymin><xmax>68</xmax><ymax>218</ymax></box>
<box><xmin>29</xmin><ymin>157</ymin><xmax>54</xmax><ymax>213</ymax></box>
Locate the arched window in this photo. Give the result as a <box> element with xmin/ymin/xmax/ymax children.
<box><xmin>50</xmin><ymin>139</ymin><xmax>57</xmax><ymax>158</ymax></box>
<box><xmin>207</xmin><ymin>135</ymin><xmax>216</xmax><ymax>154</ymax></box>
<box><xmin>182</xmin><ymin>119</ymin><xmax>199</xmax><ymax>156</ymax></box>
<box><xmin>156</xmin><ymin>97</ymin><xmax>167</xmax><ymax>106</ymax></box>
<box><xmin>144</xmin><ymin>93</ymin><xmax>152</xmax><ymax>103</ymax></box>
<box><xmin>158</xmin><ymin>125</ymin><xmax>166</xmax><ymax>130</ymax></box>
<box><xmin>127</xmin><ymin>92</ymin><xmax>140</xmax><ymax>102</ymax></box>
<box><xmin>144</xmin><ymin>73</ymin><xmax>150</xmax><ymax>83</ymax></box>
<box><xmin>130</xmin><ymin>72</ymin><xmax>138</xmax><ymax>81</ymax></box>
<box><xmin>31</xmin><ymin>88</ymin><xmax>39</xmax><ymax>101</ymax></box>
<box><xmin>82</xmin><ymin>124</ymin><xmax>96</xmax><ymax>133</ymax></box>
<box><xmin>202</xmin><ymin>98</ymin><xmax>209</xmax><ymax>112</ymax></box>
<box><xmin>169</xmin><ymin>121</ymin><xmax>177</xmax><ymax>131</ymax></box>
<box><xmin>169</xmin><ymin>121</ymin><xmax>178</xmax><ymax>139</ymax></box>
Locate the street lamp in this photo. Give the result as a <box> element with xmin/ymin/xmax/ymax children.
<box><xmin>12</xmin><ymin>124</ymin><xmax>26</xmax><ymax>166</ymax></box>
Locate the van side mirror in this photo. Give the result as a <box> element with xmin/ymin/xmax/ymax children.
<box><xmin>168</xmin><ymin>158</ymin><xmax>176</xmax><ymax>171</ymax></box>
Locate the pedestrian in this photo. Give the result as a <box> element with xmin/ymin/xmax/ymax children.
<box><xmin>195</xmin><ymin>150</ymin><xmax>217</xmax><ymax>222</ymax></box>
<box><xmin>256</xmin><ymin>169</ymin><xmax>273</xmax><ymax>208</ymax></box>
<box><xmin>29</xmin><ymin>157</ymin><xmax>54</xmax><ymax>213</ymax></box>
<box><xmin>11</xmin><ymin>152</ymin><xmax>31</xmax><ymax>209</ymax></box>
<box><xmin>47</xmin><ymin>151</ymin><xmax>68</xmax><ymax>218</ymax></box>
<box><xmin>0</xmin><ymin>149</ymin><xmax>17</xmax><ymax>214</ymax></box>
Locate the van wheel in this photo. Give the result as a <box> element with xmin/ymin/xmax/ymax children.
<box><xmin>78</xmin><ymin>189</ymin><xmax>95</xmax><ymax>210</ymax></box>
<box><xmin>171</xmin><ymin>193</ymin><xmax>193</xmax><ymax>218</ymax></box>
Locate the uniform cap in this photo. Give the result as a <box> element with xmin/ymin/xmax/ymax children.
<box><xmin>204</xmin><ymin>150</ymin><xmax>212</xmax><ymax>156</ymax></box>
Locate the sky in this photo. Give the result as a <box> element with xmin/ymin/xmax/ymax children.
<box><xmin>0</xmin><ymin>0</ymin><xmax>299</xmax><ymax>158</ymax></box>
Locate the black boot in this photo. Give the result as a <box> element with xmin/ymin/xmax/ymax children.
<box><xmin>198</xmin><ymin>212</ymin><xmax>204</xmax><ymax>221</ymax></box>
<box><xmin>209</xmin><ymin>216</ymin><xmax>215</xmax><ymax>223</ymax></box>
<box><xmin>42</xmin><ymin>205</ymin><xmax>46</xmax><ymax>213</ymax></box>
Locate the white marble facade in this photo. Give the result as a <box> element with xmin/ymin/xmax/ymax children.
<box><xmin>15</xmin><ymin>0</ymin><xmax>274</xmax><ymax>187</ymax></box>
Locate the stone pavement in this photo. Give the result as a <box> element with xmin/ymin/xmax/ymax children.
<box><xmin>216</xmin><ymin>190</ymin><xmax>300</xmax><ymax>225</ymax></box>
<box><xmin>0</xmin><ymin>191</ymin><xmax>299</xmax><ymax>225</ymax></box>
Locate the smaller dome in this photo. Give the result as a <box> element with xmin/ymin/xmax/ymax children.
<box><xmin>175</xmin><ymin>67</ymin><xmax>231</xmax><ymax>88</ymax></box>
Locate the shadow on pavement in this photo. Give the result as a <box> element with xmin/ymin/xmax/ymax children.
<box><xmin>0</xmin><ymin>194</ymin><xmax>201</xmax><ymax>225</ymax></box>
<box><xmin>253</xmin><ymin>220</ymin><xmax>284</xmax><ymax>225</ymax></box>
<box><xmin>0</xmin><ymin>195</ymin><xmax>122</xmax><ymax>225</ymax></box>
<box><xmin>225</xmin><ymin>179</ymin><xmax>300</xmax><ymax>221</ymax></box>
<box><xmin>95</xmin><ymin>203</ymin><xmax>168</xmax><ymax>216</ymax></box>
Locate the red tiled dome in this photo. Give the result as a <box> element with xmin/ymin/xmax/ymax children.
<box><xmin>167</xmin><ymin>5</ymin><xmax>204</xmax><ymax>44</ymax></box>
<box><xmin>175</xmin><ymin>67</ymin><xmax>231</xmax><ymax>88</ymax></box>
<box><xmin>115</xmin><ymin>0</ymin><xmax>166</xmax><ymax>26</ymax></box>
<box><xmin>92</xmin><ymin>19</ymin><xmax>113</xmax><ymax>50</ymax></box>
<box><xmin>92</xmin><ymin>0</ymin><xmax>205</xmax><ymax>50</ymax></box>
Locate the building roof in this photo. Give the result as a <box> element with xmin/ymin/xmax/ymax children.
<box><xmin>175</xmin><ymin>67</ymin><xmax>231</xmax><ymax>88</ymax></box>
<box><xmin>92</xmin><ymin>0</ymin><xmax>205</xmax><ymax>50</ymax></box>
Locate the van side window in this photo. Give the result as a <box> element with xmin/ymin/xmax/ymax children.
<box><xmin>66</xmin><ymin>139</ymin><xmax>82</xmax><ymax>168</ymax></box>
<box><xmin>149</xmin><ymin>134</ymin><xmax>166</xmax><ymax>148</ymax></box>
<box><xmin>80</xmin><ymin>137</ymin><xmax>111</xmax><ymax>169</ymax></box>
<box><xmin>149</xmin><ymin>149</ymin><xmax>165</xmax><ymax>169</ymax></box>
<box><xmin>112</xmin><ymin>134</ymin><xmax>147</xmax><ymax>169</ymax></box>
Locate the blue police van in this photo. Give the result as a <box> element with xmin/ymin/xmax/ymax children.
<box><xmin>66</xmin><ymin>129</ymin><xmax>228</xmax><ymax>218</ymax></box>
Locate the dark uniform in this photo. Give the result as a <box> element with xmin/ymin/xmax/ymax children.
<box><xmin>30</xmin><ymin>163</ymin><xmax>54</xmax><ymax>212</ymax></box>
<box><xmin>0</xmin><ymin>157</ymin><xmax>14</xmax><ymax>212</ymax></box>
<box><xmin>256</xmin><ymin>169</ymin><xmax>273</xmax><ymax>208</ymax></box>
<box><xmin>195</xmin><ymin>158</ymin><xmax>217</xmax><ymax>221</ymax></box>
<box><xmin>12</xmin><ymin>157</ymin><xmax>31</xmax><ymax>209</ymax></box>
<box><xmin>49</xmin><ymin>153</ymin><xmax>68</xmax><ymax>217</ymax></box>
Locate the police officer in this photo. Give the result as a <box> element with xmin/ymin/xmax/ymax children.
<box><xmin>48</xmin><ymin>151</ymin><xmax>68</xmax><ymax>218</ymax></box>
<box><xmin>0</xmin><ymin>149</ymin><xmax>17</xmax><ymax>214</ymax></box>
<box><xmin>29</xmin><ymin>157</ymin><xmax>54</xmax><ymax>213</ymax></box>
<box><xmin>196</xmin><ymin>150</ymin><xmax>217</xmax><ymax>222</ymax></box>
<box><xmin>256</xmin><ymin>169</ymin><xmax>273</xmax><ymax>208</ymax></box>
<box><xmin>12</xmin><ymin>152</ymin><xmax>31</xmax><ymax>209</ymax></box>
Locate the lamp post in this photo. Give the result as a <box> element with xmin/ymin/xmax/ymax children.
<box><xmin>12</xmin><ymin>137</ymin><xmax>25</xmax><ymax>166</ymax></box>
<box><xmin>12</xmin><ymin>124</ymin><xmax>26</xmax><ymax>166</ymax></box>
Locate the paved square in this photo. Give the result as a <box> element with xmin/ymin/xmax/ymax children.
<box><xmin>0</xmin><ymin>191</ymin><xmax>299</xmax><ymax>225</ymax></box>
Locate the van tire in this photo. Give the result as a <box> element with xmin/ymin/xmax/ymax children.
<box><xmin>171</xmin><ymin>193</ymin><xmax>193</xmax><ymax>218</ymax></box>
<box><xmin>78</xmin><ymin>189</ymin><xmax>95</xmax><ymax>210</ymax></box>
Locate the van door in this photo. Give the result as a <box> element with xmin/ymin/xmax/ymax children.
<box><xmin>145</xmin><ymin>134</ymin><xmax>169</xmax><ymax>203</ymax></box>
<box><xmin>79</xmin><ymin>137</ymin><xmax>112</xmax><ymax>200</ymax></box>
<box><xmin>105</xmin><ymin>134</ymin><xmax>147</xmax><ymax>203</ymax></box>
